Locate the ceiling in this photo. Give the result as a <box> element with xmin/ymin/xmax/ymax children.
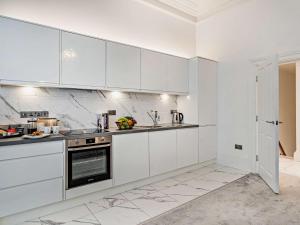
<box><xmin>140</xmin><ymin>0</ymin><xmax>247</xmax><ymax>22</ymax></box>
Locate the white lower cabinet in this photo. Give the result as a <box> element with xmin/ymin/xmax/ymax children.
<box><xmin>149</xmin><ymin>130</ymin><xmax>177</xmax><ymax>176</ymax></box>
<box><xmin>0</xmin><ymin>154</ymin><xmax>63</xmax><ymax>189</ymax></box>
<box><xmin>0</xmin><ymin>178</ymin><xmax>63</xmax><ymax>217</ymax></box>
<box><xmin>0</xmin><ymin>141</ymin><xmax>64</xmax><ymax>217</ymax></box>
<box><xmin>198</xmin><ymin>126</ymin><xmax>217</xmax><ymax>162</ymax></box>
<box><xmin>113</xmin><ymin>133</ymin><xmax>149</xmax><ymax>186</ymax></box>
<box><xmin>177</xmin><ymin>128</ymin><xmax>199</xmax><ymax>168</ymax></box>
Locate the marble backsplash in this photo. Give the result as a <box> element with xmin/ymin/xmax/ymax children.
<box><xmin>0</xmin><ymin>85</ymin><xmax>178</xmax><ymax>129</ymax></box>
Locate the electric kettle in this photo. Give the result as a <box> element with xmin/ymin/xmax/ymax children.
<box><xmin>171</xmin><ymin>111</ymin><xmax>184</xmax><ymax>124</ymax></box>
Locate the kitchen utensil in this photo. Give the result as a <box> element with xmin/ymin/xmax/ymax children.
<box><xmin>43</xmin><ymin>126</ymin><xmax>51</xmax><ymax>134</ymax></box>
<box><xmin>27</xmin><ymin>118</ymin><xmax>37</xmax><ymax>134</ymax></box>
<box><xmin>178</xmin><ymin>113</ymin><xmax>184</xmax><ymax>124</ymax></box>
<box><xmin>52</xmin><ymin>126</ymin><xmax>60</xmax><ymax>134</ymax></box>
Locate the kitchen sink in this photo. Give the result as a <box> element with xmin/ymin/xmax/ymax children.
<box><xmin>135</xmin><ymin>125</ymin><xmax>162</xmax><ymax>129</ymax></box>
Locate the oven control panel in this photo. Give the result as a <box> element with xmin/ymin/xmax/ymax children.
<box><xmin>67</xmin><ymin>135</ymin><xmax>112</xmax><ymax>147</ymax></box>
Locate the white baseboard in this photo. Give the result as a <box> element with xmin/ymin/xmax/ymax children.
<box><xmin>0</xmin><ymin>159</ymin><xmax>216</xmax><ymax>225</ymax></box>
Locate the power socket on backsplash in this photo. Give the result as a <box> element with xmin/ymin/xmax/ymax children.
<box><xmin>235</xmin><ymin>144</ymin><xmax>243</xmax><ymax>150</ymax></box>
<box><xmin>20</xmin><ymin>111</ymin><xmax>49</xmax><ymax>118</ymax></box>
<box><xmin>108</xmin><ymin>110</ymin><xmax>116</xmax><ymax>115</ymax></box>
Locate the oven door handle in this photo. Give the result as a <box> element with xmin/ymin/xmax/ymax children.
<box><xmin>68</xmin><ymin>144</ymin><xmax>111</xmax><ymax>152</ymax></box>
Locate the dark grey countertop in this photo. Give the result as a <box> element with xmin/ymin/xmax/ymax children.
<box><xmin>0</xmin><ymin>123</ymin><xmax>199</xmax><ymax>146</ymax></box>
<box><xmin>0</xmin><ymin>134</ymin><xmax>65</xmax><ymax>147</ymax></box>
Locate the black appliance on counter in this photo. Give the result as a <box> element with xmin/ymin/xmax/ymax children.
<box><xmin>65</xmin><ymin>129</ymin><xmax>111</xmax><ymax>189</ymax></box>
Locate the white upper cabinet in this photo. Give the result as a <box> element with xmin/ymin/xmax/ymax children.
<box><xmin>61</xmin><ymin>31</ymin><xmax>106</xmax><ymax>87</ymax></box>
<box><xmin>198</xmin><ymin>59</ymin><xmax>217</xmax><ymax>125</ymax></box>
<box><xmin>106</xmin><ymin>42</ymin><xmax>141</xmax><ymax>89</ymax></box>
<box><xmin>141</xmin><ymin>49</ymin><xmax>189</xmax><ymax>93</ymax></box>
<box><xmin>167</xmin><ymin>55</ymin><xmax>189</xmax><ymax>93</ymax></box>
<box><xmin>0</xmin><ymin>17</ymin><xmax>60</xmax><ymax>84</ymax></box>
<box><xmin>0</xmin><ymin>17</ymin><xmax>189</xmax><ymax>94</ymax></box>
<box><xmin>141</xmin><ymin>49</ymin><xmax>168</xmax><ymax>92</ymax></box>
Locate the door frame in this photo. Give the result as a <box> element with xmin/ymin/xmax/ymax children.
<box><xmin>253</xmin><ymin>50</ymin><xmax>300</xmax><ymax>175</ymax></box>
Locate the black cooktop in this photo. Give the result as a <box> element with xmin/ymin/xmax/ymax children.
<box><xmin>61</xmin><ymin>128</ymin><xmax>109</xmax><ymax>136</ymax></box>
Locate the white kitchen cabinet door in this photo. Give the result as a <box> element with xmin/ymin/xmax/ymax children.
<box><xmin>107</xmin><ymin>42</ymin><xmax>141</xmax><ymax>89</ymax></box>
<box><xmin>198</xmin><ymin>59</ymin><xmax>217</xmax><ymax>125</ymax></box>
<box><xmin>113</xmin><ymin>133</ymin><xmax>149</xmax><ymax>186</ymax></box>
<box><xmin>149</xmin><ymin>130</ymin><xmax>177</xmax><ymax>176</ymax></box>
<box><xmin>177</xmin><ymin>128</ymin><xmax>198</xmax><ymax>168</ymax></box>
<box><xmin>0</xmin><ymin>178</ymin><xmax>63</xmax><ymax>217</ymax></box>
<box><xmin>198</xmin><ymin>126</ymin><xmax>217</xmax><ymax>163</ymax></box>
<box><xmin>0</xmin><ymin>17</ymin><xmax>60</xmax><ymax>84</ymax></box>
<box><xmin>167</xmin><ymin>55</ymin><xmax>189</xmax><ymax>93</ymax></box>
<box><xmin>0</xmin><ymin>154</ymin><xmax>63</xmax><ymax>190</ymax></box>
<box><xmin>61</xmin><ymin>31</ymin><xmax>106</xmax><ymax>87</ymax></box>
<box><xmin>141</xmin><ymin>49</ymin><xmax>168</xmax><ymax>91</ymax></box>
<box><xmin>0</xmin><ymin>141</ymin><xmax>64</xmax><ymax>161</ymax></box>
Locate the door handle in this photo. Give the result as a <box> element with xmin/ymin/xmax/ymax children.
<box><xmin>265</xmin><ymin>121</ymin><xmax>275</xmax><ymax>124</ymax></box>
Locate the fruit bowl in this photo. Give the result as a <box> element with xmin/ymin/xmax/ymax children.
<box><xmin>116</xmin><ymin>117</ymin><xmax>137</xmax><ymax>130</ymax></box>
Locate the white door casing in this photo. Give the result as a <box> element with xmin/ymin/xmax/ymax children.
<box><xmin>256</xmin><ymin>56</ymin><xmax>279</xmax><ymax>193</ymax></box>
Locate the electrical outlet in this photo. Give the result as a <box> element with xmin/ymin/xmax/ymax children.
<box><xmin>235</xmin><ymin>144</ymin><xmax>243</xmax><ymax>150</ymax></box>
<box><xmin>20</xmin><ymin>111</ymin><xmax>49</xmax><ymax>118</ymax></box>
<box><xmin>108</xmin><ymin>110</ymin><xmax>116</xmax><ymax>115</ymax></box>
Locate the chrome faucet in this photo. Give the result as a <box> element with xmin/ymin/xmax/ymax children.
<box><xmin>147</xmin><ymin>110</ymin><xmax>160</xmax><ymax>126</ymax></box>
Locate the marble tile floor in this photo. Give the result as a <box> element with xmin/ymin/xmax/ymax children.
<box><xmin>20</xmin><ymin>163</ymin><xmax>247</xmax><ymax>225</ymax></box>
<box><xmin>280</xmin><ymin>156</ymin><xmax>300</xmax><ymax>177</ymax></box>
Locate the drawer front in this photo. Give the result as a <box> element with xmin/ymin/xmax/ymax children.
<box><xmin>0</xmin><ymin>154</ymin><xmax>63</xmax><ymax>189</ymax></box>
<box><xmin>0</xmin><ymin>178</ymin><xmax>63</xmax><ymax>217</ymax></box>
<box><xmin>0</xmin><ymin>141</ymin><xmax>64</xmax><ymax>161</ymax></box>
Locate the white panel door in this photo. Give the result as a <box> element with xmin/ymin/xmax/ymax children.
<box><xmin>0</xmin><ymin>154</ymin><xmax>63</xmax><ymax>189</ymax></box>
<box><xmin>177</xmin><ymin>128</ymin><xmax>198</xmax><ymax>168</ymax></box>
<box><xmin>0</xmin><ymin>178</ymin><xmax>63</xmax><ymax>217</ymax></box>
<box><xmin>61</xmin><ymin>31</ymin><xmax>106</xmax><ymax>87</ymax></box>
<box><xmin>198</xmin><ymin>59</ymin><xmax>217</xmax><ymax>125</ymax></box>
<box><xmin>107</xmin><ymin>42</ymin><xmax>141</xmax><ymax>89</ymax></box>
<box><xmin>113</xmin><ymin>133</ymin><xmax>149</xmax><ymax>185</ymax></box>
<box><xmin>167</xmin><ymin>55</ymin><xmax>189</xmax><ymax>93</ymax></box>
<box><xmin>141</xmin><ymin>49</ymin><xmax>168</xmax><ymax>91</ymax></box>
<box><xmin>0</xmin><ymin>141</ymin><xmax>63</xmax><ymax>161</ymax></box>
<box><xmin>0</xmin><ymin>17</ymin><xmax>60</xmax><ymax>84</ymax></box>
<box><xmin>149</xmin><ymin>130</ymin><xmax>177</xmax><ymax>176</ymax></box>
<box><xmin>257</xmin><ymin>56</ymin><xmax>279</xmax><ymax>193</ymax></box>
<box><xmin>198</xmin><ymin>126</ymin><xmax>217</xmax><ymax>163</ymax></box>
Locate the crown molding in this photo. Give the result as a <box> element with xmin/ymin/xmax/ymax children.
<box><xmin>196</xmin><ymin>0</ymin><xmax>250</xmax><ymax>22</ymax></box>
<box><xmin>138</xmin><ymin>0</ymin><xmax>250</xmax><ymax>23</ymax></box>
<box><xmin>136</xmin><ymin>0</ymin><xmax>197</xmax><ymax>23</ymax></box>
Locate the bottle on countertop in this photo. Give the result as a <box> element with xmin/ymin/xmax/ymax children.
<box><xmin>102</xmin><ymin>113</ymin><xmax>109</xmax><ymax>129</ymax></box>
<box><xmin>97</xmin><ymin>114</ymin><xmax>103</xmax><ymax>130</ymax></box>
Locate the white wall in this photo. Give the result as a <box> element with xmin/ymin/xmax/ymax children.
<box><xmin>0</xmin><ymin>0</ymin><xmax>196</xmax><ymax>58</ymax></box>
<box><xmin>196</xmin><ymin>0</ymin><xmax>300</xmax><ymax>171</ymax></box>
<box><xmin>295</xmin><ymin>62</ymin><xmax>300</xmax><ymax>161</ymax></box>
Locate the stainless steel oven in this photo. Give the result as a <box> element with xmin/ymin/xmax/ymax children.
<box><xmin>66</xmin><ymin>135</ymin><xmax>111</xmax><ymax>189</ymax></box>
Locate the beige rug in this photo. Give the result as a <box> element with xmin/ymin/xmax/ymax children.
<box><xmin>142</xmin><ymin>173</ymin><xmax>300</xmax><ymax>225</ymax></box>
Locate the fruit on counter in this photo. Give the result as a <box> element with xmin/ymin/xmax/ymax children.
<box><xmin>116</xmin><ymin>116</ymin><xmax>137</xmax><ymax>130</ymax></box>
<box><xmin>0</xmin><ymin>129</ymin><xmax>7</xmax><ymax>136</ymax></box>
